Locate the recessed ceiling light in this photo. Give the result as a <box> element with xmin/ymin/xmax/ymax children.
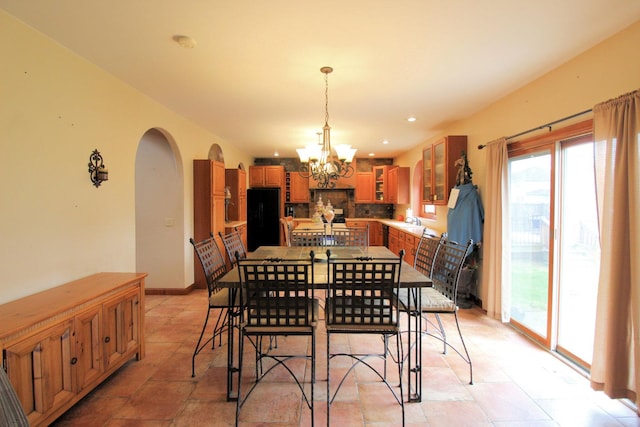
<box><xmin>173</xmin><ymin>35</ymin><xmax>197</xmax><ymax>49</ymax></box>
<box><xmin>407</xmin><ymin>116</ymin><xmax>416</xmax><ymax>122</ymax></box>
<box><xmin>368</xmin><ymin>152</ymin><xmax>375</xmax><ymax>157</ymax></box>
<box><xmin>274</xmin><ymin>151</ymin><xmax>279</xmax><ymax>157</ymax></box>
<box><xmin>382</xmin><ymin>140</ymin><xmax>389</xmax><ymax>145</ymax></box>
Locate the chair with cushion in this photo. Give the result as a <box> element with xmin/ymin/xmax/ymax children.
<box><xmin>413</xmin><ymin>231</ymin><xmax>444</xmax><ymax>277</ymax></box>
<box><xmin>190</xmin><ymin>233</ymin><xmax>238</xmax><ymax>377</ymax></box>
<box><xmin>331</xmin><ymin>224</ymin><xmax>369</xmax><ymax>247</ymax></box>
<box><xmin>220</xmin><ymin>228</ymin><xmax>248</xmax><ymax>266</ymax></box>
<box><xmin>398</xmin><ymin>237</ymin><xmax>474</xmax><ymax>385</ymax></box>
<box><xmin>325</xmin><ymin>249</ymin><xmax>405</xmax><ymax>426</ymax></box>
<box><xmin>235</xmin><ymin>251</ymin><xmax>318</xmax><ymax>426</ymax></box>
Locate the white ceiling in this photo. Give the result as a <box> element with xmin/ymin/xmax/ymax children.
<box><xmin>3</xmin><ymin>1</ymin><xmax>640</xmax><ymax>159</ymax></box>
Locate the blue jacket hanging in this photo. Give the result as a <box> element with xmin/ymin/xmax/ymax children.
<box><xmin>446</xmin><ymin>183</ymin><xmax>484</xmax><ymax>245</ymax></box>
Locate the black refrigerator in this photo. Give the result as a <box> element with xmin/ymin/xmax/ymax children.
<box><xmin>247</xmin><ymin>188</ymin><xmax>281</xmax><ymax>251</ymax></box>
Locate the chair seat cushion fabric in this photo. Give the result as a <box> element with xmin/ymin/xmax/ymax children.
<box><xmin>209</xmin><ymin>287</ymin><xmax>242</xmax><ymax>307</ymax></box>
<box><xmin>395</xmin><ymin>287</ymin><xmax>456</xmax><ymax>312</ymax></box>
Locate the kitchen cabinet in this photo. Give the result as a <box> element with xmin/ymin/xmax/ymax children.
<box><xmin>388</xmin><ymin>227</ymin><xmax>400</xmax><ymax>255</ymax></box>
<box><xmin>387</xmin><ymin>167</ymin><xmax>410</xmax><ymax>204</ymax></box>
<box><xmin>194</xmin><ymin>159</ymin><xmax>226</xmax><ymax>288</ymax></box>
<box><xmin>355</xmin><ymin>172</ymin><xmax>374</xmax><ymax>203</ymax></box>
<box><xmin>422</xmin><ymin>135</ymin><xmax>467</xmax><ymax>205</ymax></box>
<box><xmin>249</xmin><ymin>165</ymin><xmax>284</xmax><ymax>188</ymax></box>
<box><xmin>369</xmin><ymin>221</ymin><xmax>383</xmax><ymax>246</ymax></box>
<box><xmin>373</xmin><ymin>166</ymin><xmax>395</xmax><ymax>202</ymax></box>
<box><xmin>225</xmin><ymin>168</ymin><xmax>247</xmax><ymax>221</ymax></box>
<box><xmin>0</xmin><ymin>273</ymin><xmax>146</xmax><ymax>427</ymax></box>
<box><xmin>286</xmin><ymin>172</ymin><xmax>310</xmax><ymax>203</ymax></box>
<box><xmin>403</xmin><ymin>232</ymin><xmax>418</xmax><ymax>266</ymax></box>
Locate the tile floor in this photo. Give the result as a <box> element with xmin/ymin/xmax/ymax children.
<box><xmin>52</xmin><ymin>289</ymin><xmax>639</xmax><ymax>426</ymax></box>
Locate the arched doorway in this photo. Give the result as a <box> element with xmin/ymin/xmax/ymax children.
<box><xmin>135</xmin><ymin>129</ymin><xmax>185</xmax><ymax>290</ymax></box>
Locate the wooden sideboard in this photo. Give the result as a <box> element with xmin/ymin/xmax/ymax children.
<box><xmin>0</xmin><ymin>272</ymin><xmax>146</xmax><ymax>426</ymax></box>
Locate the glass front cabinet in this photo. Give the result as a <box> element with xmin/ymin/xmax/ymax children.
<box><xmin>422</xmin><ymin>135</ymin><xmax>467</xmax><ymax>205</ymax></box>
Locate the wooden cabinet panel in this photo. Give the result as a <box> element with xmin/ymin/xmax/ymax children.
<box><xmin>4</xmin><ymin>320</ymin><xmax>75</xmax><ymax>426</ymax></box>
<box><xmin>194</xmin><ymin>159</ymin><xmax>226</xmax><ymax>288</ymax></box>
<box><xmin>249</xmin><ymin>165</ymin><xmax>284</xmax><ymax>188</ymax></box>
<box><xmin>422</xmin><ymin>136</ymin><xmax>467</xmax><ymax>205</ymax></box>
<box><xmin>355</xmin><ymin>172</ymin><xmax>374</xmax><ymax>203</ymax></box>
<box><xmin>103</xmin><ymin>288</ymin><xmax>140</xmax><ymax>370</ymax></box>
<box><xmin>212</xmin><ymin>161</ymin><xmax>226</xmax><ymax>195</ymax></box>
<box><xmin>369</xmin><ymin>221</ymin><xmax>382</xmax><ymax>246</ymax></box>
<box><xmin>74</xmin><ymin>306</ymin><xmax>102</xmax><ymax>391</ymax></box>
<box><xmin>265</xmin><ymin>166</ymin><xmax>284</xmax><ymax>187</ymax></box>
<box><xmin>0</xmin><ymin>273</ymin><xmax>146</xmax><ymax>427</ymax></box>
<box><xmin>388</xmin><ymin>227</ymin><xmax>399</xmax><ymax>255</ymax></box>
<box><xmin>403</xmin><ymin>233</ymin><xmax>417</xmax><ymax>266</ymax></box>
<box><xmin>288</xmin><ymin>172</ymin><xmax>310</xmax><ymax>203</ymax></box>
<box><xmin>388</xmin><ymin>167</ymin><xmax>410</xmax><ymax>204</ymax></box>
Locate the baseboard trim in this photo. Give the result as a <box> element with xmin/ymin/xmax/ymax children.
<box><xmin>145</xmin><ymin>284</ymin><xmax>195</xmax><ymax>295</ymax></box>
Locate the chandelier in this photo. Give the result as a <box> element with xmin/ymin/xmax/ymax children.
<box><xmin>297</xmin><ymin>67</ymin><xmax>356</xmax><ymax>189</ymax></box>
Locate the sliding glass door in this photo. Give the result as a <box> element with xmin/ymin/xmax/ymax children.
<box><xmin>507</xmin><ymin>122</ymin><xmax>599</xmax><ymax>370</ymax></box>
<box><xmin>556</xmin><ymin>136</ymin><xmax>599</xmax><ymax>366</ymax></box>
<box><xmin>508</xmin><ymin>149</ymin><xmax>553</xmax><ymax>343</ymax></box>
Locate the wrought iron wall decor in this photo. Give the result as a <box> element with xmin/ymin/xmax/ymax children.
<box><xmin>88</xmin><ymin>149</ymin><xmax>109</xmax><ymax>187</ymax></box>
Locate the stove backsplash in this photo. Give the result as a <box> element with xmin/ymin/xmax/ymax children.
<box><xmin>286</xmin><ymin>187</ymin><xmax>394</xmax><ymax>219</ymax></box>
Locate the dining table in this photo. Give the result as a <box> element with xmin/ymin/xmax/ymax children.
<box><xmin>217</xmin><ymin>245</ymin><xmax>429</xmax><ymax>403</ymax></box>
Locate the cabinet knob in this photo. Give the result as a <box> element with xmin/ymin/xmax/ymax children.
<box><xmin>104</xmin><ymin>336</ymin><xmax>111</xmax><ymax>343</ymax></box>
<box><xmin>71</xmin><ymin>357</ymin><xmax>78</xmax><ymax>365</ymax></box>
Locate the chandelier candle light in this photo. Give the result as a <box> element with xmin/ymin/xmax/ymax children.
<box><xmin>297</xmin><ymin>67</ymin><xmax>356</xmax><ymax>189</ymax></box>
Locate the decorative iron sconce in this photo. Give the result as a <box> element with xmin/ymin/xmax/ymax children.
<box><xmin>88</xmin><ymin>149</ymin><xmax>109</xmax><ymax>187</ymax></box>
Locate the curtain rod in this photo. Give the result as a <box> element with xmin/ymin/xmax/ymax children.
<box><xmin>477</xmin><ymin>108</ymin><xmax>592</xmax><ymax>150</ymax></box>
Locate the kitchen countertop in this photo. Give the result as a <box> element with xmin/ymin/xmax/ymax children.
<box><xmin>292</xmin><ymin>218</ymin><xmax>441</xmax><ymax>239</ymax></box>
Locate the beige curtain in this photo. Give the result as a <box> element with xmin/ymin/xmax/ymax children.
<box><xmin>481</xmin><ymin>137</ymin><xmax>511</xmax><ymax>322</ymax></box>
<box><xmin>591</xmin><ymin>89</ymin><xmax>640</xmax><ymax>411</ymax></box>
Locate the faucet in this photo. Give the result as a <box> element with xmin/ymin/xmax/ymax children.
<box><xmin>405</xmin><ymin>216</ymin><xmax>421</xmax><ymax>226</ymax></box>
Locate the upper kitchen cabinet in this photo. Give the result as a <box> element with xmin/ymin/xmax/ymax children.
<box><xmin>387</xmin><ymin>166</ymin><xmax>410</xmax><ymax>204</ymax></box>
<box><xmin>422</xmin><ymin>136</ymin><xmax>467</xmax><ymax>205</ymax></box>
<box><xmin>373</xmin><ymin>165</ymin><xmax>393</xmax><ymax>202</ymax></box>
<box><xmin>286</xmin><ymin>172</ymin><xmax>310</xmax><ymax>203</ymax></box>
<box><xmin>355</xmin><ymin>172</ymin><xmax>374</xmax><ymax>203</ymax></box>
<box><xmin>249</xmin><ymin>165</ymin><xmax>285</xmax><ymax>188</ymax></box>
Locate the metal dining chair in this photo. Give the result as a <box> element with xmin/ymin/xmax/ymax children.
<box><xmin>235</xmin><ymin>251</ymin><xmax>318</xmax><ymax>426</ymax></box>
<box><xmin>397</xmin><ymin>236</ymin><xmax>474</xmax><ymax>385</ymax></box>
<box><xmin>220</xmin><ymin>228</ymin><xmax>247</xmax><ymax>266</ymax></box>
<box><xmin>331</xmin><ymin>224</ymin><xmax>369</xmax><ymax>246</ymax></box>
<box><xmin>325</xmin><ymin>249</ymin><xmax>405</xmax><ymax>426</ymax></box>
<box><xmin>189</xmin><ymin>233</ymin><xmax>238</xmax><ymax>377</ymax></box>
<box><xmin>290</xmin><ymin>228</ymin><xmax>327</xmax><ymax>247</ymax></box>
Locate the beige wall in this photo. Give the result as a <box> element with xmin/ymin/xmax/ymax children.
<box><xmin>396</xmin><ymin>19</ymin><xmax>640</xmax><ymax>303</ymax></box>
<box><xmin>2</xmin><ymin>7</ymin><xmax>639</xmax><ymax>305</ymax></box>
<box><xmin>0</xmin><ymin>10</ymin><xmax>252</xmax><ymax>303</ymax></box>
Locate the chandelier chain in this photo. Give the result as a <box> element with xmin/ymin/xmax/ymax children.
<box><xmin>324</xmin><ymin>71</ymin><xmax>330</xmax><ymax>127</ymax></box>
